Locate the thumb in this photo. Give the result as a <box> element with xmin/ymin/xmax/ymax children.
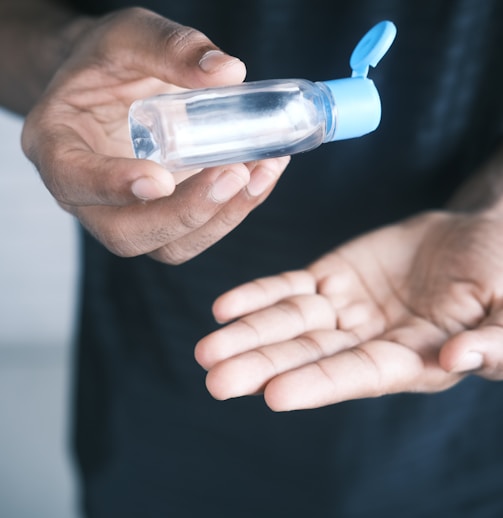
<box><xmin>439</xmin><ymin>322</ymin><xmax>503</xmax><ymax>380</ymax></box>
<box><xmin>104</xmin><ymin>8</ymin><xmax>247</xmax><ymax>89</ymax></box>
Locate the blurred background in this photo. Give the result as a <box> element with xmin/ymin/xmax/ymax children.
<box><xmin>0</xmin><ymin>108</ymin><xmax>79</xmax><ymax>517</ymax></box>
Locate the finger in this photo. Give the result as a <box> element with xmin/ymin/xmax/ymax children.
<box><xmin>105</xmin><ymin>8</ymin><xmax>246</xmax><ymax>88</ymax></box>
<box><xmin>439</xmin><ymin>323</ymin><xmax>503</xmax><ymax>380</ymax></box>
<box><xmin>73</xmin><ymin>162</ymin><xmax>252</xmax><ymax>257</ymax></box>
<box><xmin>28</xmin><ymin>138</ymin><xmax>175</xmax><ymax>206</ymax></box>
<box><xmin>195</xmin><ymin>293</ymin><xmax>336</xmax><ymax>370</ymax></box>
<box><xmin>212</xmin><ymin>269</ymin><xmax>316</xmax><ymax>324</ymax></box>
<box><xmin>24</xmin><ymin>9</ymin><xmax>247</xmax><ymax>208</ymax></box>
<box><xmin>263</xmin><ymin>338</ymin><xmax>461</xmax><ymax>411</ymax></box>
<box><xmin>204</xmin><ymin>330</ymin><xmax>360</xmax><ymax>400</ymax></box>
<box><xmin>150</xmin><ymin>156</ymin><xmax>289</xmax><ymax>263</ymax></box>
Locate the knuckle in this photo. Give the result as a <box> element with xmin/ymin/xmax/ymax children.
<box><xmin>122</xmin><ymin>6</ymin><xmax>151</xmax><ymax>19</ymax></box>
<box><xmin>97</xmin><ymin>225</ymin><xmax>142</xmax><ymax>258</ymax></box>
<box><xmin>279</xmin><ymin>270</ymin><xmax>316</xmax><ymax>292</ymax></box>
<box><xmin>163</xmin><ymin>25</ymin><xmax>209</xmax><ymax>58</ymax></box>
<box><xmin>151</xmin><ymin>243</ymin><xmax>190</xmax><ymax>265</ymax></box>
<box><xmin>177</xmin><ymin>207</ymin><xmax>209</xmax><ymax>231</ymax></box>
<box><xmin>349</xmin><ymin>346</ymin><xmax>385</xmax><ymax>394</ymax></box>
<box><xmin>99</xmin><ymin>7</ymin><xmax>163</xmax><ymax>55</ymax></box>
<box><xmin>276</xmin><ymin>294</ymin><xmax>333</xmax><ymax>329</ymax></box>
<box><xmin>216</xmin><ymin>206</ymin><xmax>248</xmax><ymax>230</ymax></box>
<box><xmin>296</xmin><ymin>334</ymin><xmax>326</xmax><ymax>360</ymax></box>
<box><xmin>105</xmin><ymin>6</ymin><xmax>152</xmax><ymax>30</ymax></box>
<box><xmin>276</xmin><ymin>297</ymin><xmax>305</xmax><ymax>320</ymax></box>
<box><xmin>313</xmin><ymin>359</ymin><xmax>339</xmax><ymax>390</ymax></box>
<box><xmin>253</xmin><ymin>348</ymin><xmax>280</xmax><ymax>375</ymax></box>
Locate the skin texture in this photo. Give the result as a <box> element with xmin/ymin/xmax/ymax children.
<box><xmin>2</xmin><ymin>1</ymin><xmax>503</xmax><ymax>410</ymax></box>
<box><xmin>3</xmin><ymin>4</ymin><xmax>290</xmax><ymax>264</ymax></box>
<box><xmin>195</xmin><ymin>205</ymin><xmax>503</xmax><ymax>410</ymax></box>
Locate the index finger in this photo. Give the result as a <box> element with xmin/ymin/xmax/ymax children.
<box><xmin>196</xmin><ymin>292</ymin><xmax>336</xmax><ymax>370</ymax></box>
<box><xmin>23</xmin><ymin>8</ymin><xmax>247</xmax><ymax>207</ymax></box>
<box><xmin>212</xmin><ymin>270</ymin><xmax>317</xmax><ymax>323</ymax></box>
<box><xmin>99</xmin><ymin>8</ymin><xmax>246</xmax><ymax>89</ymax></box>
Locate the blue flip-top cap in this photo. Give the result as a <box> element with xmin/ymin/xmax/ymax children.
<box><xmin>321</xmin><ymin>20</ymin><xmax>397</xmax><ymax>142</ymax></box>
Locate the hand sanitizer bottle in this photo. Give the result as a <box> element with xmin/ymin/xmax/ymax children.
<box><xmin>129</xmin><ymin>21</ymin><xmax>396</xmax><ymax>172</ymax></box>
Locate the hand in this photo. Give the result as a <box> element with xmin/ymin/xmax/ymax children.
<box><xmin>195</xmin><ymin>210</ymin><xmax>503</xmax><ymax>410</ymax></box>
<box><xmin>22</xmin><ymin>8</ymin><xmax>289</xmax><ymax>263</ymax></box>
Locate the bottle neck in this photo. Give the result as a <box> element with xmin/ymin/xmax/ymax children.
<box><xmin>315</xmin><ymin>81</ymin><xmax>337</xmax><ymax>143</ymax></box>
<box><xmin>317</xmin><ymin>78</ymin><xmax>382</xmax><ymax>141</ymax></box>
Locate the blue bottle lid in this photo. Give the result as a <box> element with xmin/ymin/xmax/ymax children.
<box><xmin>322</xmin><ymin>20</ymin><xmax>397</xmax><ymax>141</ymax></box>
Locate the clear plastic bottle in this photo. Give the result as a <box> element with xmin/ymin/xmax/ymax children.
<box><xmin>129</xmin><ymin>21</ymin><xmax>396</xmax><ymax>173</ymax></box>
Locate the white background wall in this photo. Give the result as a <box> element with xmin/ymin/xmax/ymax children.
<box><xmin>0</xmin><ymin>108</ymin><xmax>79</xmax><ymax>518</ymax></box>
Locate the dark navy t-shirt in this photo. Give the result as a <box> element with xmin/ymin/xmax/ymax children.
<box><xmin>71</xmin><ymin>1</ymin><xmax>503</xmax><ymax>516</ymax></box>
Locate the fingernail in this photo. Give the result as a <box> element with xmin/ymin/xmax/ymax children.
<box><xmin>453</xmin><ymin>351</ymin><xmax>484</xmax><ymax>372</ymax></box>
<box><xmin>199</xmin><ymin>50</ymin><xmax>240</xmax><ymax>73</ymax></box>
<box><xmin>210</xmin><ymin>170</ymin><xmax>246</xmax><ymax>202</ymax></box>
<box><xmin>247</xmin><ymin>167</ymin><xmax>277</xmax><ymax>197</ymax></box>
<box><xmin>132</xmin><ymin>177</ymin><xmax>162</xmax><ymax>200</ymax></box>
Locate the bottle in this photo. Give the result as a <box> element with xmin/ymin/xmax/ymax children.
<box><xmin>129</xmin><ymin>21</ymin><xmax>396</xmax><ymax>173</ymax></box>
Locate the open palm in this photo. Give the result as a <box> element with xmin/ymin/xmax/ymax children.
<box><xmin>196</xmin><ymin>210</ymin><xmax>503</xmax><ymax>410</ymax></box>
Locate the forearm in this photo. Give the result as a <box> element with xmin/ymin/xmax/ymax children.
<box><xmin>0</xmin><ymin>0</ymin><xmax>93</xmax><ymax>115</ymax></box>
<box><xmin>447</xmin><ymin>141</ymin><xmax>503</xmax><ymax>214</ymax></box>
